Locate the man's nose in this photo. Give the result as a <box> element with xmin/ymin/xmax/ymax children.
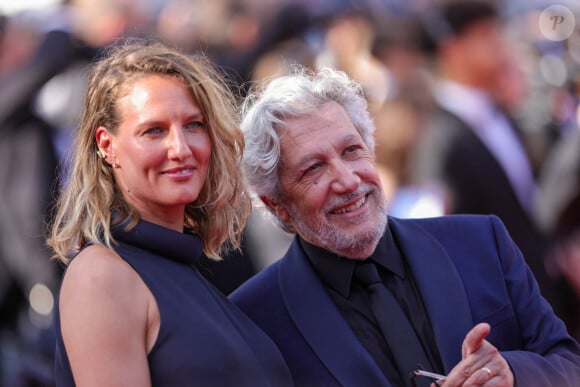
<box><xmin>330</xmin><ymin>162</ymin><xmax>361</xmax><ymax>193</ymax></box>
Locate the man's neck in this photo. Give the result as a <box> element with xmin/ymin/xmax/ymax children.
<box><xmin>439</xmin><ymin>67</ymin><xmax>491</xmax><ymax>90</ymax></box>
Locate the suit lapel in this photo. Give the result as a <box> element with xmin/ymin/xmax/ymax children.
<box><xmin>389</xmin><ymin>217</ymin><xmax>473</xmax><ymax>372</ymax></box>
<box><xmin>278</xmin><ymin>239</ymin><xmax>390</xmax><ymax>386</ymax></box>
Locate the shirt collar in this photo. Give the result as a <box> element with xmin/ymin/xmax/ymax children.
<box><xmin>434</xmin><ymin>79</ymin><xmax>497</xmax><ymax>132</ymax></box>
<box><xmin>300</xmin><ymin>226</ymin><xmax>405</xmax><ymax>298</ymax></box>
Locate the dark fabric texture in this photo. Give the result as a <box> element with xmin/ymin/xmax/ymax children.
<box><xmin>54</xmin><ymin>219</ymin><xmax>292</xmax><ymax>387</ymax></box>
<box><xmin>300</xmin><ymin>230</ymin><xmax>442</xmax><ymax>386</ymax></box>
<box><xmin>354</xmin><ymin>261</ymin><xmax>432</xmax><ymax>386</ymax></box>
<box><xmin>230</xmin><ymin>215</ymin><xmax>580</xmax><ymax>387</ymax></box>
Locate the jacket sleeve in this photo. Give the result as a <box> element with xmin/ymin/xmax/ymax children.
<box><xmin>490</xmin><ymin>215</ymin><xmax>580</xmax><ymax>386</ymax></box>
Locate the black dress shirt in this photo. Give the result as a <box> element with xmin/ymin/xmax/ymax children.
<box><xmin>299</xmin><ymin>227</ymin><xmax>444</xmax><ymax>385</ymax></box>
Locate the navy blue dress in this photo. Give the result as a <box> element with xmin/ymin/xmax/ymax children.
<box><xmin>54</xmin><ymin>219</ymin><xmax>293</xmax><ymax>386</ymax></box>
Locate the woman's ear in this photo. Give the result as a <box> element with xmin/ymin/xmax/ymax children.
<box><xmin>96</xmin><ymin>126</ymin><xmax>115</xmax><ymax>161</ymax></box>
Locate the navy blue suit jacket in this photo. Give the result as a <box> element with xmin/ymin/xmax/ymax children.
<box><xmin>230</xmin><ymin>215</ymin><xmax>580</xmax><ymax>386</ymax></box>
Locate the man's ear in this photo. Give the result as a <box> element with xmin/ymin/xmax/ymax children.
<box><xmin>260</xmin><ymin>195</ymin><xmax>290</xmax><ymax>223</ymax></box>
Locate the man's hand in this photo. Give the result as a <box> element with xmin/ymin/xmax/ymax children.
<box><xmin>436</xmin><ymin>323</ymin><xmax>514</xmax><ymax>386</ymax></box>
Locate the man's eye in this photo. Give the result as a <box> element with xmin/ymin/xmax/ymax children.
<box><xmin>305</xmin><ymin>163</ymin><xmax>322</xmax><ymax>174</ymax></box>
<box><xmin>345</xmin><ymin>145</ymin><xmax>361</xmax><ymax>154</ymax></box>
<box><xmin>344</xmin><ymin>145</ymin><xmax>366</xmax><ymax>158</ymax></box>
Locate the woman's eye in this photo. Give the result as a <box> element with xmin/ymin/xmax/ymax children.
<box><xmin>144</xmin><ymin>127</ymin><xmax>162</xmax><ymax>135</ymax></box>
<box><xmin>185</xmin><ymin>121</ymin><xmax>204</xmax><ymax>129</ymax></box>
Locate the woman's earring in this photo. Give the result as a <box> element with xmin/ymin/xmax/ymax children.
<box><xmin>97</xmin><ymin>149</ymin><xmax>107</xmax><ymax>159</ymax></box>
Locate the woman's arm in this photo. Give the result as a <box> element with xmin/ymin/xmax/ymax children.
<box><xmin>59</xmin><ymin>245</ymin><xmax>155</xmax><ymax>387</ymax></box>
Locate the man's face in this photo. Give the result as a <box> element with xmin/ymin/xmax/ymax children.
<box><xmin>457</xmin><ymin>19</ymin><xmax>506</xmax><ymax>87</ymax></box>
<box><xmin>271</xmin><ymin>101</ymin><xmax>388</xmax><ymax>259</ymax></box>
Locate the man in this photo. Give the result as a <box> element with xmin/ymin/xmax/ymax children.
<box><xmin>229</xmin><ymin>66</ymin><xmax>580</xmax><ymax>386</ymax></box>
<box><xmin>410</xmin><ymin>0</ymin><xmax>552</xmax><ymax>298</ymax></box>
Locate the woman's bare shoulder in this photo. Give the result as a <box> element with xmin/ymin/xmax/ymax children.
<box><xmin>59</xmin><ymin>244</ymin><xmax>148</xmax><ymax>319</ymax></box>
<box><xmin>63</xmin><ymin>245</ymin><xmax>138</xmax><ymax>291</ymax></box>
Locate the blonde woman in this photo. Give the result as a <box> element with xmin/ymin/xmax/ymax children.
<box><xmin>48</xmin><ymin>40</ymin><xmax>292</xmax><ymax>387</ymax></box>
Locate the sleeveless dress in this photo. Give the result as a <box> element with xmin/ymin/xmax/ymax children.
<box><xmin>54</xmin><ymin>219</ymin><xmax>293</xmax><ymax>386</ymax></box>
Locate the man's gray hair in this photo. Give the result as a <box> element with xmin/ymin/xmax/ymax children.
<box><xmin>241</xmin><ymin>66</ymin><xmax>376</xmax><ymax>216</ymax></box>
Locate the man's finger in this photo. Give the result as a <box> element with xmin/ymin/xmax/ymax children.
<box><xmin>462</xmin><ymin>322</ymin><xmax>491</xmax><ymax>358</ymax></box>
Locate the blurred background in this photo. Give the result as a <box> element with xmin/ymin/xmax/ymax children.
<box><xmin>0</xmin><ymin>0</ymin><xmax>579</xmax><ymax>385</ymax></box>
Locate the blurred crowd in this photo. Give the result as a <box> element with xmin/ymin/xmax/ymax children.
<box><xmin>1</xmin><ymin>0</ymin><xmax>579</xmax><ymax>385</ymax></box>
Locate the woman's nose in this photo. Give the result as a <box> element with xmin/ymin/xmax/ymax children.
<box><xmin>167</xmin><ymin>128</ymin><xmax>191</xmax><ymax>160</ymax></box>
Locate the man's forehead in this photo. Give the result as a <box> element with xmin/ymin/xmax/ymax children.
<box><xmin>281</xmin><ymin>130</ymin><xmax>361</xmax><ymax>169</ymax></box>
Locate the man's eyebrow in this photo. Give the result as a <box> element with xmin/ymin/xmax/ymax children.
<box><xmin>341</xmin><ymin>133</ymin><xmax>359</xmax><ymax>145</ymax></box>
<box><xmin>293</xmin><ymin>133</ymin><xmax>359</xmax><ymax>168</ymax></box>
<box><xmin>295</xmin><ymin>153</ymin><xmax>320</xmax><ymax>169</ymax></box>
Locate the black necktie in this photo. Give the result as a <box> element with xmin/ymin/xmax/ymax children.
<box><xmin>354</xmin><ymin>260</ymin><xmax>431</xmax><ymax>387</ymax></box>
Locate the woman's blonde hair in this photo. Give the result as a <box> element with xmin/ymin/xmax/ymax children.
<box><xmin>48</xmin><ymin>39</ymin><xmax>250</xmax><ymax>263</ymax></box>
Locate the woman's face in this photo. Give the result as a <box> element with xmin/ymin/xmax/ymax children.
<box><xmin>97</xmin><ymin>74</ymin><xmax>211</xmax><ymax>230</ymax></box>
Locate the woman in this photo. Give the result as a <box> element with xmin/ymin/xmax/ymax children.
<box><xmin>47</xmin><ymin>40</ymin><xmax>292</xmax><ymax>386</ymax></box>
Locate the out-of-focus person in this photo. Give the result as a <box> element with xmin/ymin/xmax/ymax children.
<box><xmin>315</xmin><ymin>7</ymin><xmax>392</xmax><ymax>111</ymax></box>
<box><xmin>534</xmin><ymin>61</ymin><xmax>580</xmax><ymax>339</ymax></box>
<box><xmin>0</xmin><ymin>10</ymin><xmax>63</xmax><ymax>387</ymax></box>
<box><xmin>410</xmin><ymin>0</ymin><xmax>553</xmax><ymax>297</ymax></box>
<box><xmin>536</xmin><ymin>123</ymin><xmax>580</xmax><ymax>341</ymax></box>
